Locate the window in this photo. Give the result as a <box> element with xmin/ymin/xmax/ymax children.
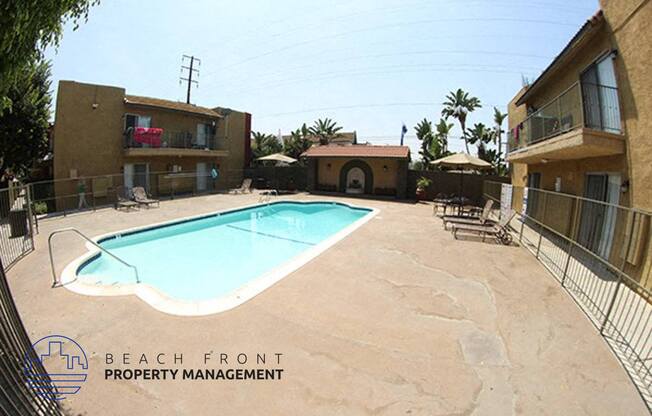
<box><xmin>195</xmin><ymin>123</ymin><xmax>212</xmax><ymax>148</ymax></box>
<box><xmin>581</xmin><ymin>53</ymin><xmax>621</xmax><ymax>133</ymax></box>
<box><xmin>125</xmin><ymin>114</ymin><xmax>152</xmax><ymax>148</ymax></box>
<box><xmin>125</xmin><ymin>114</ymin><xmax>152</xmax><ymax>130</ymax></box>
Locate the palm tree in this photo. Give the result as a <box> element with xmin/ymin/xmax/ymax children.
<box><xmin>492</xmin><ymin>107</ymin><xmax>508</xmax><ymax>166</ymax></box>
<box><xmin>251</xmin><ymin>131</ymin><xmax>282</xmax><ymax>160</ymax></box>
<box><xmin>414</xmin><ymin>119</ymin><xmax>435</xmax><ymax>166</ymax></box>
<box><xmin>441</xmin><ymin>89</ymin><xmax>481</xmax><ymax>153</ymax></box>
<box><xmin>467</xmin><ymin>123</ymin><xmax>493</xmax><ymax>163</ymax></box>
<box><xmin>283</xmin><ymin>123</ymin><xmax>312</xmax><ymax>159</ymax></box>
<box><xmin>308</xmin><ymin>118</ymin><xmax>343</xmax><ymax>145</ymax></box>
<box><xmin>434</xmin><ymin>118</ymin><xmax>454</xmax><ymax>154</ymax></box>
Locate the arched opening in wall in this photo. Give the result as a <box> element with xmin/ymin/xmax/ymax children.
<box><xmin>339</xmin><ymin>159</ymin><xmax>373</xmax><ymax>194</ymax></box>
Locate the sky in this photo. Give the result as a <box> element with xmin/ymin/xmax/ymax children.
<box><xmin>45</xmin><ymin>0</ymin><xmax>599</xmax><ymax>156</ymax></box>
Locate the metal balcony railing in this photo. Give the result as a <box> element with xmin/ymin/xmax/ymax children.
<box><xmin>124</xmin><ymin>128</ymin><xmax>224</xmax><ymax>151</ymax></box>
<box><xmin>508</xmin><ymin>82</ymin><xmax>622</xmax><ymax>153</ymax></box>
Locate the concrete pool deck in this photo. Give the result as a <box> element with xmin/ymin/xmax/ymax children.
<box><xmin>7</xmin><ymin>192</ymin><xmax>649</xmax><ymax>415</ymax></box>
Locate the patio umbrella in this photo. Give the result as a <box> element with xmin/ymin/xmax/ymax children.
<box><xmin>430</xmin><ymin>153</ymin><xmax>492</xmax><ymax>198</ymax></box>
<box><xmin>256</xmin><ymin>153</ymin><xmax>298</xmax><ymax>165</ymax></box>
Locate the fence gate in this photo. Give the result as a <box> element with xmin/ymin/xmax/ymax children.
<box><xmin>0</xmin><ymin>185</ymin><xmax>34</xmax><ymax>269</ymax></box>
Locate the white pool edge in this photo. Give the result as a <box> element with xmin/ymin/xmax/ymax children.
<box><xmin>60</xmin><ymin>199</ymin><xmax>379</xmax><ymax>317</ymax></box>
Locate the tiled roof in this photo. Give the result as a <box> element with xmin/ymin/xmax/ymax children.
<box><xmin>302</xmin><ymin>145</ymin><xmax>410</xmax><ymax>158</ymax></box>
<box><xmin>124</xmin><ymin>95</ymin><xmax>222</xmax><ymax>118</ymax></box>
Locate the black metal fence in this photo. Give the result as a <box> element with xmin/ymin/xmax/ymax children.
<box><xmin>28</xmin><ymin>169</ymin><xmax>246</xmax><ymax>217</ymax></box>
<box><xmin>0</xmin><ymin>185</ymin><xmax>35</xmax><ymax>269</ymax></box>
<box><xmin>484</xmin><ymin>180</ymin><xmax>652</xmax><ymax>410</ymax></box>
<box><xmin>0</xmin><ymin>258</ymin><xmax>63</xmax><ymax>415</ymax></box>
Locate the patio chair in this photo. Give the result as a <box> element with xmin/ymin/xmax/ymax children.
<box><xmin>442</xmin><ymin>200</ymin><xmax>495</xmax><ymax>230</ymax></box>
<box><xmin>432</xmin><ymin>193</ymin><xmax>450</xmax><ymax>216</ymax></box>
<box><xmin>115</xmin><ymin>187</ymin><xmax>138</xmax><ymax>211</ymax></box>
<box><xmin>451</xmin><ymin>209</ymin><xmax>516</xmax><ymax>245</ymax></box>
<box><xmin>132</xmin><ymin>187</ymin><xmax>160</xmax><ymax>208</ymax></box>
<box><xmin>231</xmin><ymin>178</ymin><xmax>253</xmax><ymax>194</ymax></box>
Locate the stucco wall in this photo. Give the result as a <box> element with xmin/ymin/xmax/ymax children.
<box><xmin>507</xmin><ymin>0</ymin><xmax>652</xmax><ymax>211</ymax></box>
<box><xmin>600</xmin><ymin>0</ymin><xmax>652</xmax><ymax>210</ymax></box>
<box><xmin>316</xmin><ymin>157</ymin><xmax>400</xmax><ymax>192</ymax></box>
<box><xmin>505</xmin><ymin>1</ymin><xmax>652</xmax><ymax>289</ymax></box>
<box><xmin>53</xmin><ymin>81</ymin><xmax>248</xmax><ymax>204</ymax></box>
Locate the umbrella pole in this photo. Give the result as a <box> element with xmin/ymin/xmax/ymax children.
<box><xmin>459</xmin><ymin>170</ymin><xmax>463</xmax><ymax>198</ymax></box>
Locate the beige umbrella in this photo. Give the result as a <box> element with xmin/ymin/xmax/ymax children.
<box><xmin>256</xmin><ymin>153</ymin><xmax>298</xmax><ymax>164</ymax></box>
<box><xmin>430</xmin><ymin>153</ymin><xmax>492</xmax><ymax>170</ymax></box>
<box><xmin>430</xmin><ymin>153</ymin><xmax>492</xmax><ymax>198</ymax></box>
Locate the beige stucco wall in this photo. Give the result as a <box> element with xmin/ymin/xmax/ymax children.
<box><xmin>316</xmin><ymin>157</ymin><xmax>400</xmax><ymax>191</ymax></box>
<box><xmin>508</xmin><ymin>0</ymin><xmax>652</xmax><ymax>210</ymax></box>
<box><xmin>600</xmin><ymin>0</ymin><xmax>652</xmax><ymax>210</ymax></box>
<box><xmin>53</xmin><ymin>81</ymin><xmax>248</xmax><ymax>203</ymax></box>
<box><xmin>505</xmin><ymin>1</ymin><xmax>652</xmax><ymax>289</ymax></box>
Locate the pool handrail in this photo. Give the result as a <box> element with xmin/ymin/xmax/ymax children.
<box><xmin>48</xmin><ymin>227</ymin><xmax>140</xmax><ymax>287</ymax></box>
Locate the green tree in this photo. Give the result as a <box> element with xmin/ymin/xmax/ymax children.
<box><xmin>251</xmin><ymin>132</ymin><xmax>282</xmax><ymax>161</ymax></box>
<box><xmin>283</xmin><ymin>123</ymin><xmax>312</xmax><ymax>159</ymax></box>
<box><xmin>1</xmin><ymin>0</ymin><xmax>99</xmax><ymax>110</ymax></box>
<box><xmin>492</xmin><ymin>107</ymin><xmax>508</xmax><ymax>174</ymax></box>
<box><xmin>308</xmin><ymin>118</ymin><xmax>343</xmax><ymax>145</ymax></box>
<box><xmin>0</xmin><ymin>60</ymin><xmax>52</xmax><ymax>182</ymax></box>
<box><xmin>414</xmin><ymin>118</ymin><xmax>435</xmax><ymax>166</ymax></box>
<box><xmin>468</xmin><ymin>123</ymin><xmax>504</xmax><ymax>174</ymax></box>
<box><xmin>434</xmin><ymin>118</ymin><xmax>454</xmax><ymax>156</ymax></box>
<box><xmin>441</xmin><ymin>89</ymin><xmax>481</xmax><ymax>153</ymax></box>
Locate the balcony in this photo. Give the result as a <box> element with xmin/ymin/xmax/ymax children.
<box><xmin>507</xmin><ymin>82</ymin><xmax>625</xmax><ymax>164</ymax></box>
<box><xmin>123</xmin><ymin>128</ymin><xmax>229</xmax><ymax>158</ymax></box>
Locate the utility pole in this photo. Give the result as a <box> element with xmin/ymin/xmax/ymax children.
<box><xmin>179</xmin><ymin>55</ymin><xmax>200</xmax><ymax>104</ymax></box>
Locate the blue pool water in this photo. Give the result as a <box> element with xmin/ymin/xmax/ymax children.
<box><xmin>77</xmin><ymin>202</ymin><xmax>372</xmax><ymax>301</ymax></box>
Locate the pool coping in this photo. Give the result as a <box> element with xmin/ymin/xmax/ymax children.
<box><xmin>60</xmin><ymin>199</ymin><xmax>379</xmax><ymax>316</ymax></box>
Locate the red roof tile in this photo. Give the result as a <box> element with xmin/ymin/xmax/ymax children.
<box><xmin>302</xmin><ymin>145</ymin><xmax>410</xmax><ymax>158</ymax></box>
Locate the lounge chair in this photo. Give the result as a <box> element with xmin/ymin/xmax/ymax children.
<box><xmin>116</xmin><ymin>198</ymin><xmax>138</xmax><ymax>211</ymax></box>
<box><xmin>115</xmin><ymin>187</ymin><xmax>138</xmax><ymax>211</ymax></box>
<box><xmin>132</xmin><ymin>187</ymin><xmax>160</xmax><ymax>208</ymax></box>
<box><xmin>451</xmin><ymin>209</ymin><xmax>516</xmax><ymax>245</ymax></box>
<box><xmin>442</xmin><ymin>200</ymin><xmax>495</xmax><ymax>230</ymax></box>
<box><xmin>231</xmin><ymin>178</ymin><xmax>253</xmax><ymax>194</ymax></box>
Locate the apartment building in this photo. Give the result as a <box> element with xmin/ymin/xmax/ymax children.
<box><xmin>507</xmin><ymin>0</ymin><xmax>651</xmax><ymax>284</ymax></box>
<box><xmin>52</xmin><ymin>80</ymin><xmax>251</xmax><ymax>206</ymax></box>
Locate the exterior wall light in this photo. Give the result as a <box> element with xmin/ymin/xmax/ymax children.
<box><xmin>621</xmin><ymin>180</ymin><xmax>630</xmax><ymax>193</ymax></box>
<box><xmin>383</xmin><ymin>165</ymin><xmax>388</xmax><ymax>172</ymax></box>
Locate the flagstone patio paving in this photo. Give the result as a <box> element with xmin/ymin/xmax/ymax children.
<box><xmin>7</xmin><ymin>192</ymin><xmax>648</xmax><ymax>415</ymax></box>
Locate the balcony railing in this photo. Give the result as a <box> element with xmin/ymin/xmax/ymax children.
<box><xmin>124</xmin><ymin>128</ymin><xmax>223</xmax><ymax>151</ymax></box>
<box><xmin>508</xmin><ymin>82</ymin><xmax>622</xmax><ymax>153</ymax></box>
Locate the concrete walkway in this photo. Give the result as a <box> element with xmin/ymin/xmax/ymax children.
<box><xmin>7</xmin><ymin>193</ymin><xmax>649</xmax><ymax>415</ymax></box>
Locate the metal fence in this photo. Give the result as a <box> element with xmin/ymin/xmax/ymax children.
<box><xmin>0</xmin><ymin>185</ymin><xmax>35</xmax><ymax>269</ymax></box>
<box><xmin>484</xmin><ymin>180</ymin><xmax>652</xmax><ymax>410</ymax></box>
<box><xmin>28</xmin><ymin>169</ymin><xmax>246</xmax><ymax>218</ymax></box>
<box><xmin>508</xmin><ymin>82</ymin><xmax>622</xmax><ymax>153</ymax></box>
<box><xmin>0</xmin><ymin>257</ymin><xmax>63</xmax><ymax>415</ymax></box>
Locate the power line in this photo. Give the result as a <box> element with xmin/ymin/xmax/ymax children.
<box><xmin>200</xmin><ymin>17</ymin><xmax>580</xmax><ymax>79</ymax></box>
<box><xmin>229</xmin><ymin>65</ymin><xmax>529</xmax><ymax>105</ymax></box>
<box><xmin>196</xmin><ymin>0</ymin><xmax>589</xmax><ymax>74</ymax></box>
<box><xmin>203</xmin><ymin>51</ymin><xmax>550</xmax><ymax>89</ymax></box>
<box><xmin>205</xmin><ymin>32</ymin><xmax>561</xmax><ymax>87</ymax></box>
<box><xmin>179</xmin><ymin>55</ymin><xmax>200</xmax><ymax>104</ymax></box>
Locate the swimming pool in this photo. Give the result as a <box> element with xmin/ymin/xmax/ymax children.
<box><xmin>62</xmin><ymin>201</ymin><xmax>376</xmax><ymax>315</ymax></box>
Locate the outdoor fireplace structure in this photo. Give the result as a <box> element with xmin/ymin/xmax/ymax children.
<box><xmin>302</xmin><ymin>145</ymin><xmax>409</xmax><ymax>198</ymax></box>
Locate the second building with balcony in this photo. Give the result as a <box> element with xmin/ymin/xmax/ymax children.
<box><xmin>507</xmin><ymin>4</ymin><xmax>652</xmax><ymax>213</ymax></box>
